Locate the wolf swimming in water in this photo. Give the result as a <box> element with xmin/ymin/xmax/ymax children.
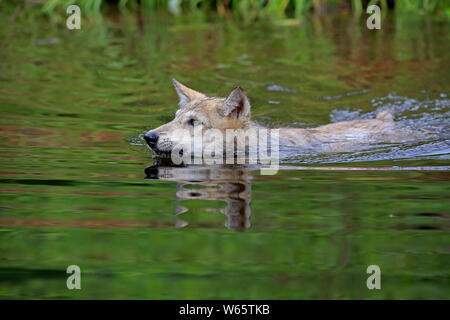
<box><xmin>143</xmin><ymin>79</ymin><xmax>396</xmax><ymax>156</ymax></box>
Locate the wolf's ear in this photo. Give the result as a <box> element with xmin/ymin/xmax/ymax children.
<box><xmin>222</xmin><ymin>87</ymin><xmax>251</xmax><ymax>119</ymax></box>
<box><xmin>172</xmin><ymin>78</ymin><xmax>206</xmax><ymax>108</ymax></box>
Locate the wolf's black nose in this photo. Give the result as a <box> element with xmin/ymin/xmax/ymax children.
<box><xmin>144</xmin><ymin>131</ymin><xmax>159</xmax><ymax>148</ymax></box>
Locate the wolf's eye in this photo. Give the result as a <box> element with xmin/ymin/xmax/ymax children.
<box><xmin>187</xmin><ymin>118</ymin><xmax>199</xmax><ymax>126</ymax></box>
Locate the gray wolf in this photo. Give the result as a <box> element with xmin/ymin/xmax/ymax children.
<box><xmin>143</xmin><ymin>79</ymin><xmax>396</xmax><ymax>157</ymax></box>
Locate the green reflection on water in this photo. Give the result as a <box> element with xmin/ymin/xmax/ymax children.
<box><xmin>0</xmin><ymin>12</ymin><xmax>449</xmax><ymax>299</ymax></box>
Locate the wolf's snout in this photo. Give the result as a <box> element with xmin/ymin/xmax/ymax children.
<box><xmin>144</xmin><ymin>131</ymin><xmax>159</xmax><ymax>148</ymax></box>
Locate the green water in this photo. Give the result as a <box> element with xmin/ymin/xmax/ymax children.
<box><xmin>0</xmin><ymin>12</ymin><xmax>449</xmax><ymax>299</ymax></box>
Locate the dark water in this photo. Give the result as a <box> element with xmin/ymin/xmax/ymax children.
<box><xmin>0</xmin><ymin>12</ymin><xmax>449</xmax><ymax>299</ymax></box>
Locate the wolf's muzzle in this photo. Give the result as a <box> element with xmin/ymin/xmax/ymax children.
<box><xmin>144</xmin><ymin>131</ymin><xmax>159</xmax><ymax>149</ymax></box>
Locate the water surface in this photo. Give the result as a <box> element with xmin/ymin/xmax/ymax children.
<box><xmin>0</xmin><ymin>12</ymin><xmax>449</xmax><ymax>299</ymax></box>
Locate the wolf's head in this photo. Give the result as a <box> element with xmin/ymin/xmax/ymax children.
<box><xmin>144</xmin><ymin>79</ymin><xmax>252</xmax><ymax>157</ymax></box>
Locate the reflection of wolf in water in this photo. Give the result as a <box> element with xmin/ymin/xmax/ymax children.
<box><xmin>145</xmin><ymin>165</ymin><xmax>251</xmax><ymax>232</ymax></box>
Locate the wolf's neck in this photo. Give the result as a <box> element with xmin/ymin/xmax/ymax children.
<box><xmin>249</xmin><ymin>121</ymin><xmax>311</xmax><ymax>146</ymax></box>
